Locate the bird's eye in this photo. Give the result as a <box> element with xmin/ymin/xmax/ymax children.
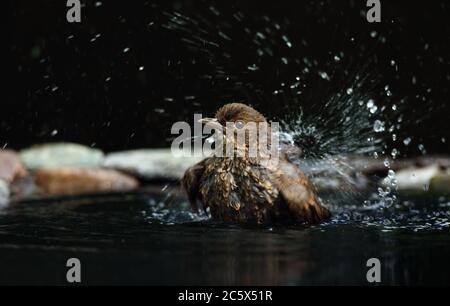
<box><xmin>235</xmin><ymin>121</ymin><xmax>244</xmax><ymax>129</ymax></box>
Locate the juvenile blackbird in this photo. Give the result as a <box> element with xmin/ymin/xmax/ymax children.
<box><xmin>182</xmin><ymin>103</ymin><xmax>331</xmax><ymax>225</ymax></box>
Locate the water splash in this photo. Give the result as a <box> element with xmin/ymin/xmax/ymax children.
<box><xmin>161</xmin><ymin>7</ymin><xmax>424</xmax><ymax>214</ymax></box>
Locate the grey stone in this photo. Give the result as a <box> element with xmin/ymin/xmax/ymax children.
<box><xmin>0</xmin><ymin>179</ymin><xmax>9</xmax><ymax>207</ymax></box>
<box><xmin>20</xmin><ymin>143</ymin><xmax>104</xmax><ymax>170</ymax></box>
<box><xmin>430</xmin><ymin>170</ymin><xmax>450</xmax><ymax>194</ymax></box>
<box><xmin>388</xmin><ymin>165</ymin><xmax>441</xmax><ymax>191</ymax></box>
<box><xmin>0</xmin><ymin>149</ymin><xmax>28</xmax><ymax>183</ymax></box>
<box><xmin>103</xmin><ymin>149</ymin><xmax>204</xmax><ymax>180</ymax></box>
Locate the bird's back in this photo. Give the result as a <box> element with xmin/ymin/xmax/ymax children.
<box><xmin>198</xmin><ymin>156</ymin><xmax>309</xmax><ymax>224</ymax></box>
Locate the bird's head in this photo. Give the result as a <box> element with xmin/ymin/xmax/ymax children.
<box><xmin>215</xmin><ymin>103</ymin><xmax>267</xmax><ymax>126</ymax></box>
<box><xmin>198</xmin><ymin>103</ymin><xmax>267</xmax><ymax>131</ymax></box>
<box><xmin>199</xmin><ymin>103</ymin><xmax>275</xmax><ymax>160</ymax></box>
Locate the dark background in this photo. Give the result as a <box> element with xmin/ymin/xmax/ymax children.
<box><xmin>5</xmin><ymin>0</ymin><xmax>450</xmax><ymax>155</ymax></box>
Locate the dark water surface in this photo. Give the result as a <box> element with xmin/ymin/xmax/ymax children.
<box><xmin>0</xmin><ymin>191</ymin><xmax>449</xmax><ymax>285</ymax></box>
<box><xmin>5</xmin><ymin>0</ymin><xmax>450</xmax><ymax>286</ymax></box>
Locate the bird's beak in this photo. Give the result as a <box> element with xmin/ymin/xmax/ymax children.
<box><xmin>198</xmin><ymin>118</ymin><xmax>223</xmax><ymax>130</ymax></box>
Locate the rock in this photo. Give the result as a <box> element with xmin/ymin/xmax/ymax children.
<box><xmin>0</xmin><ymin>150</ymin><xmax>28</xmax><ymax>183</ymax></box>
<box><xmin>10</xmin><ymin>176</ymin><xmax>37</xmax><ymax>200</ymax></box>
<box><xmin>430</xmin><ymin>171</ymin><xmax>450</xmax><ymax>194</ymax></box>
<box><xmin>390</xmin><ymin>165</ymin><xmax>442</xmax><ymax>191</ymax></box>
<box><xmin>0</xmin><ymin>179</ymin><xmax>9</xmax><ymax>207</ymax></box>
<box><xmin>33</xmin><ymin>168</ymin><xmax>139</xmax><ymax>195</ymax></box>
<box><xmin>415</xmin><ymin>156</ymin><xmax>450</xmax><ymax>169</ymax></box>
<box><xmin>20</xmin><ymin>143</ymin><xmax>104</xmax><ymax>170</ymax></box>
<box><xmin>103</xmin><ymin>149</ymin><xmax>204</xmax><ymax>180</ymax></box>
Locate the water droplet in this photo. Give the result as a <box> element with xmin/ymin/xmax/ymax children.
<box><xmin>319</xmin><ymin>71</ymin><xmax>330</xmax><ymax>80</ymax></box>
<box><xmin>366</xmin><ymin>99</ymin><xmax>378</xmax><ymax>113</ymax></box>
<box><xmin>247</xmin><ymin>64</ymin><xmax>259</xmax><ymax>71</ymax></box>
<box><xmin>51</xmin><ymin>130</ymin><xmax>58</xmax><ymax>136</ymax></box>
<box><xmin>346</xmin><ymin>87</ymin><xmax>353</xmax><ymax>95</ymax></box>
<box><xmin>373</xmin><ymin>120</ymin><xmax>385</xmax><ymax>132</ymax></box>
<box><xmin>392</xmin><ymin>104</ymin><xmax>397</xmax><ymax>111</ymax></box>
<box><xmin>123</xmin><ymin>47</ymin><xmax>130</xmax><ymax>53</ymax></box>
<box><xmin>403</xmin><ymin>137</ymin><xmax>411</xmax><ymax>146</ymax></box>
<box><xmin>370</xmin><ymin>31</ymin><xmax>377</xmax><ymax>38</ymax></box>
<box><xmin>282</xmin><ymin>35</ymin><xmax>292</xmax><ymax>48</ymax></box>
<box><xmin>139</xmin><ymin>66</ymin><xmax>144</xmax><ymax>71</ymax></box>
<box><xmin>256</xmin><ymin>32</ymin><xmax>266</xmax><ymax>40</ymax></box>
<box><xmin>384</xmin><ymin>85</ymin><xmax>392</xmax><ymax>96</ymax></box>
<box><xmin>388</xmin><ymin>170</ymin><xmax>395</xmax><ymax>178</ymax></box>
<box><xmin>384</xmin><ymin>198</ymin><xmax>394</xmax><ymax>207</ymax></box>
<box><xmin>418</xmin><ymin>144</ymin><xmax>426</xmax><ymax>154</ymax></box>
<box><xmin>391</xmin><ymin>148</ymin><xmax>399</xmax><ymax>158</ymax></box>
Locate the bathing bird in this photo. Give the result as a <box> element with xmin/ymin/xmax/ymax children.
<box><xmin>182</xmin><ymin>103</ymin><xmax>331</xmax><ymax>225</ymax></box>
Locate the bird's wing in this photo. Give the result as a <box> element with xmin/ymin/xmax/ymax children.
<box><xmin>182</xmin><ymin>158</ymin><xmax>207</xmax><ymax>213</ymax></box>
<box><xmin>271</xmin><ymin>159</ymin><xmax>331</xmax><ymax>224</ymax></box>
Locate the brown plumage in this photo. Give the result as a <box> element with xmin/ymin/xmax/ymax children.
<box><xmin>182</xmin><ymin>103</ymin><xmax>331</xmax><ymax>225</ymax></box>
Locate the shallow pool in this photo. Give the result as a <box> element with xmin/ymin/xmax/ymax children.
<box><xmin>0</xmin><ymin>189</ymin><xmax>449</xmax><ymax>285</ymax></box>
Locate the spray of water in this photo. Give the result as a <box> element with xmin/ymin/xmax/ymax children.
<box><xmin>148</xmin><ymin>6</ymin><xmax>445</xmax><ymax>234</ymax></box>
<box><xmin>163</xmin><ymin>7</ymin><xmax>407</xmax><ymax>207</ymax></box>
